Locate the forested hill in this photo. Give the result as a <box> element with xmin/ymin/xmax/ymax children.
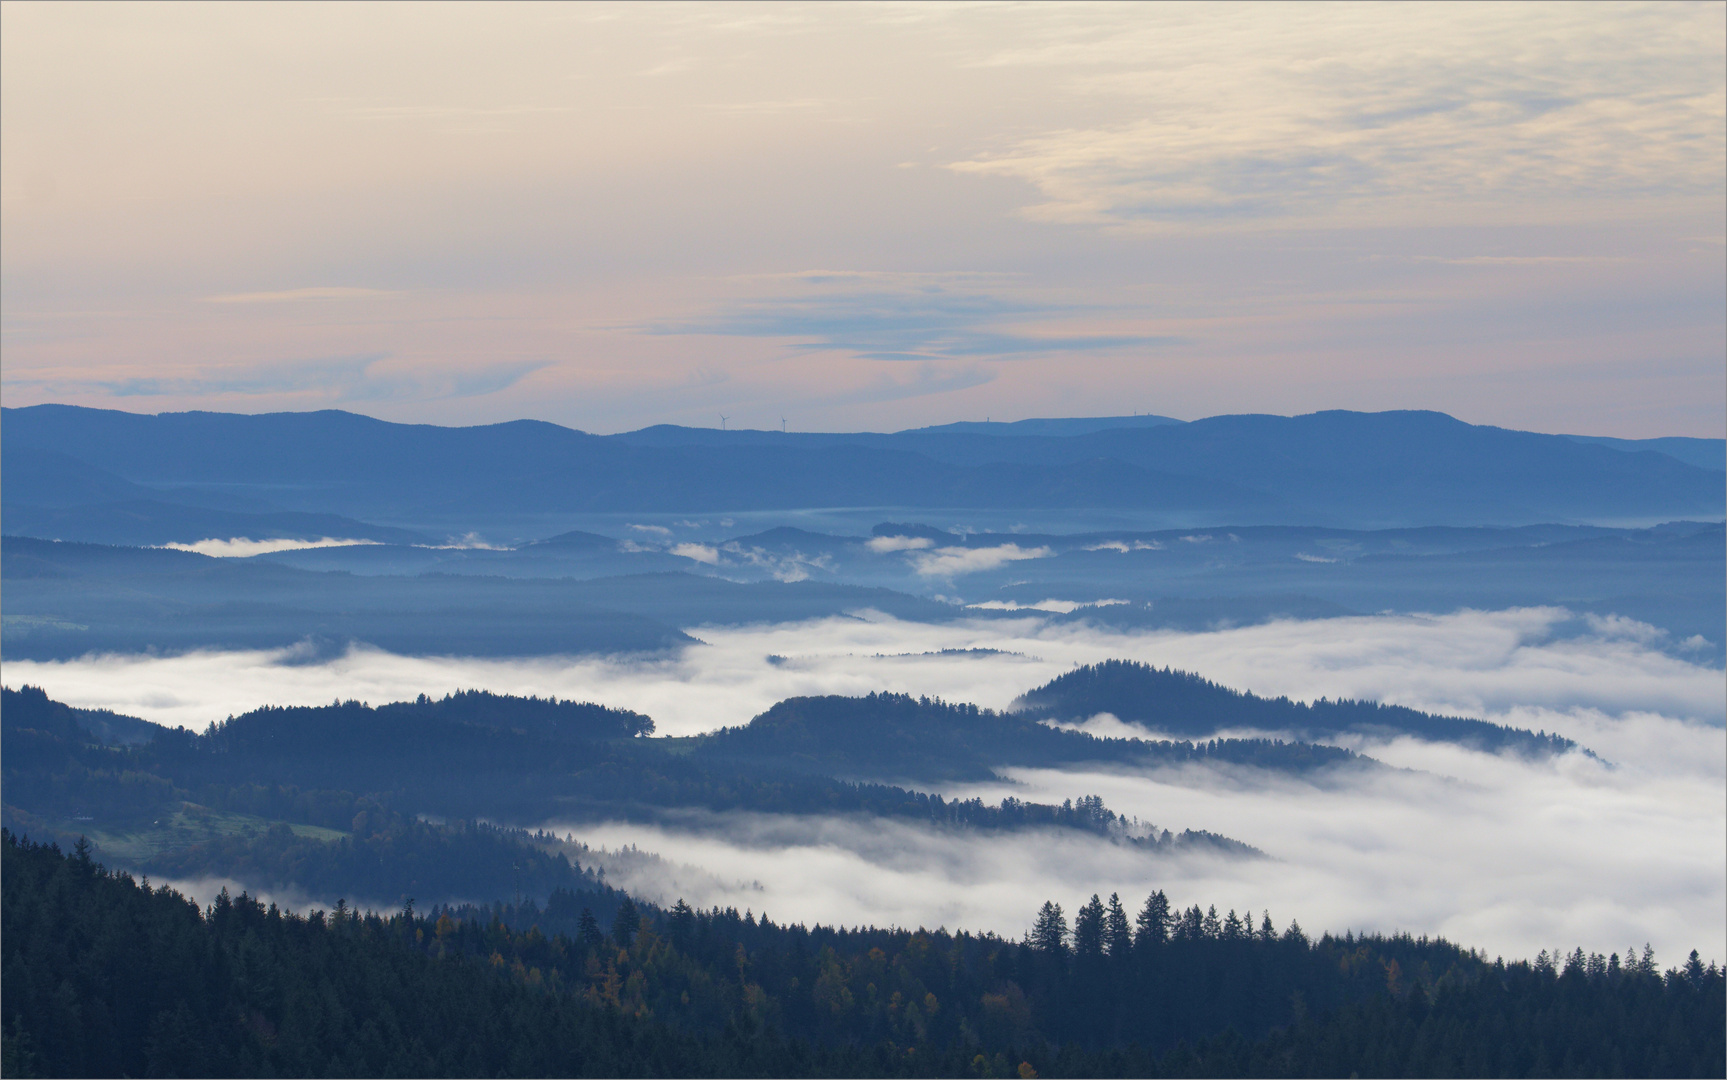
<box><xmin>1015</xmin><ymin>661</ymin><xmax>1582</xmax><ymax>757</ymax></box>
<box><xmin>5</xmin><ymin>833</ymin><xmax>1721</xmax><ymax>1078</ymax></box>
<box><xmin>2</xmin><ymin>684</ymin><xmax>1271</xmax><ymax>911</ymax></box>
<box><xmin>696</xmin><ymin>692</ymin><xmax>1360</xmax><ymax>782</ymax></box>
<box><xmin>0</xmin><ymin>676</ymin><xmax>1583</xmax><ymax>922</ymax></box>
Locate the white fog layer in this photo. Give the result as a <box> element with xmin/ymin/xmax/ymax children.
<box><xmin>7</xmin><ymin>607</ymin><xmax>1720</xmax><ymax>736</ymax></box>
<box><xmin>6</xmin><ymin>606</ymin><xmax>1722</xmax><ymax>962</ymax></box>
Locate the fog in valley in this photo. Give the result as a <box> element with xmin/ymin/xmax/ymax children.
<box><xmin>10</xmin><ymin>605</ymin><xmax>1721</xmax><ymax>963</ymax></box>
<box><xmin>9</xmin><ymin>605</ymin><xmax>1719</xmax><ymax>736</ymax></box>
<box><xmin>559</xmin><ymin>706</ymin><xmax>1723</xmax><ymax>966</ymax></box>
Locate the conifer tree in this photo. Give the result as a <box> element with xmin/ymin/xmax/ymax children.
<box><xmin>613</xmin><ymin>897</ymin><xmax>640</xmax><ymax>946</ymax></box>
<box><xmin>1031</xmin><ymin>901</ymin><xmax>1069</xmax><ymax>954</ymax></box>
<box><xmin>1135</xmin><ymin>890</ymin><xmax>1170</xmax><ymax>947</ymax></box>
<box><xmin>1104</xmin><ymin>893</ymin><xmax>1132</xmax><ymax>959</ymax></box>
<box><xmin>577</xmin><ymin>907</ymin><xmax>604</xmax><ymax>951</ymax></box>
<box><xmin>1074</xmin><ymin>895</ymin><xmax>1105</xmax><ymax>957</ymax></box>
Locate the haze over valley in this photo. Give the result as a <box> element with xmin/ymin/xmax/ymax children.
<box><xmin>3</xmin><ymin>4</ymin><xmax>1721</xmax><ymax>1075</ymax></box>
<box><xmin>5</xmin><ymin>403</ymin><xmax>1722</xmax><ymax>972</ymax></box>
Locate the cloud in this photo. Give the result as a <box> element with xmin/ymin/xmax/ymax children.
<box><xmin>148</xmin><ymin>874</ymin><xmax>419</xmax><ymax>922</ymax></box>
<box><xmin>949</xmin><ymin>4</ymin><xmax>1725</xmax><ymax>229</ymax></box>
<box><xmin>968</xmin><ymin>599</ymin><xmax>1128</xmax><ymax>614</ymax></box>
<box><xmin>431</xmin><ymin>533</ymin><xmax>512</xmax><ymax>552</ymax></box>
<box><xmin>866</xmin><ymin>535</ymin><xmax>936</xmax><ymax>553</ymax></box>
<box><xmin>670</xmin><ymin>543</ymin><xmax>721</xmax><ymax>565</ymax></box>
<box><xmin>37</xmin><ymin>354</ymin><xmax>549</xmax><ymax>404</ymax></box>
<box><xmin>1083</xmin><ymin>540</ymin><xmax>1163</xmax><ymax>553</ymax></box>
<box><xmin>718</xmin><ymin>542</ymin><xmax>835</xmax><ymax>583</ymax></box>
<box><xmin>1042</xmin><ymin>711</ymin><xmax>1157</xmax><ymax>742</ymax></box>
<box><xmin>650</xmin><ymin>278</ymin><xmax>1180</xmax><ymax>362</ymax></box>
<box><xmin>158</xmin><ymin>537</ymin><xmax>382</xmax><ymax>558</ymax></box>
<box><xmin>623</xmin><ymin>533</ymin><xmax>837</xmax><ymax>580</ymax></box>
<box><xmin>910</xmin><ymin>543</ymin><xmax>1053</xmax><ymax>577</ymax></box>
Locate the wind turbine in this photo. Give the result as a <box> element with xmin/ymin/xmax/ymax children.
<box><xmin>720</xmin><ymin>415</ymin><xmax>728</xmax><ymax>431</ymax></box>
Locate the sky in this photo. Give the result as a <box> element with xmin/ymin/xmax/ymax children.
<box><xmin>2</xmin><ymin>1</ymin><xmax>1723</xmax><ymax>437</ymax></box>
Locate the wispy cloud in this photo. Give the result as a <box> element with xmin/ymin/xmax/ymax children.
<box><xmin>949</xmin><ymin>4</ymin><xmax>1726</xmax><ymax>229</ymax></box>
<box><xmin>650</xmin><ymin>277</ymin><xmax>1180</xmax><ymax>362</ymax></box>
<box><xmin>1083</xmin><ymin>540</ymin><xmax>1163</xmax><ymax>553</ymax></box>
<box><xmin>867</xmin><ymin>535</ymin><xmax>936</xmax><ymax>553</ymax></box>
<box><xmin>968</xmin><ymin>598</ymin><xmax>1128</xmax><ymax>614</ymax></box>
<box><xmin>670</xmin><ymin>542</ymin><xmax>721</xmax><ymax>565</ymax></box>
<box><xmin>15</xmin><ymin>354</ymin><xmax>549</xmax><ymax>405</ymax></box>
<box><xmin>159</xmin><ymin>537</ymin><xmax>382</xmax><ymax>558</ymax></box>
<box><xmin>911</xmin><ymin>543</ymin><xmax>1053</xmax><ymax>577</ymax></box>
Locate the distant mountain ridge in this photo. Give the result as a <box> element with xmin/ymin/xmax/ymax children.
<box><xmin>4</xmin><ymin>404</ymin><xmax>1720</xmax><ymax>531</ymax></box>
<box><xmin>1561</xmin><ymin>434</ymin><xmax>1724</xmax><ymax>472</ymax></box>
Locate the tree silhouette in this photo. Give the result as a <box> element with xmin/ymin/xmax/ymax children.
<box><xmin>1031</xmin><ymin>901</ymin><xmax>1068</xmax><ymax>954</ymax></box>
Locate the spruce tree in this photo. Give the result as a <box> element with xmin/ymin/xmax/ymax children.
<box><xmin>613</xmin><ymin>897</ymin><xmax>640</xmax><ymax>946</ymax></box>
<box><xmin>1135</xmin><ymin>890</ymin><xmax>1170</xmax><ymax>947</ymax></box>
<box><xmin>1031</xmin><ymin>901</ymin><xmax>1069</xmax><ymax>954</ymax></box>
<box><xmin>577</xmin><ymin>907</ymin><xmax>604</xmax><ymax>951</ymax></box>
<box><xmin>1104</xmin><ymin>893</ymin><xmax>1133</xmax><ymax>958</ymax></box>
<box><xmin>1074</xmin><ymin>895</ymin><xmax>1105</xmax><ymax>957</ymax></box>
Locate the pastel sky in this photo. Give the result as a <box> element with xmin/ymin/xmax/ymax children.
<box><xmin>2</xmin><ymin>2</ymin><xmax>1722</xmax><ymax>436</ymax></box>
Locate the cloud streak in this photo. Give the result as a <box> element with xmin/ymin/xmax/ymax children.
<box><xmin>652</xmin><ymin>279</ymin><xmax>1181</xmax><ymax>362</ymax></box>
<box><xmin>952</xmin><ymin>4</ymin><xmax>1726</xmax><ymax>229</ymax></box>
<box><xmin>910</xmin><ymin>543</ymin><xmax>1053</xmax><ymax>577</ymax></box>
<box><xmin>14</xmin><ymin>354</ymin><xmax>550</xmax><ymax>404</ymax></box>
<box><xmin>158</xmin><ymin>537</ymin><xmax>383</xmax><ymax>558</ymax></box>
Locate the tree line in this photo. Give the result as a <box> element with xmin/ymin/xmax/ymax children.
<box><xmin>5</xmin><ymin>832</ymin><xmax>1720</xmax><ymax>1078</ymax></box>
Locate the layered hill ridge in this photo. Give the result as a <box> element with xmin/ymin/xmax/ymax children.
<box><xmin>5</xmin><ymin>404</ymin><xmax>1720</xmax><ymax>529</ymax></box>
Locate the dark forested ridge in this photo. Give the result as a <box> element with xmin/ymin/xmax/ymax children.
<box><xmin>3</xmin><ymin>668</ymin><xmax>1592</xmax><ymax>912</ymax></box>
<box><xmin>0</xmin><ymin>679</ymin><xmax>1715</xmax><ymax>1078</ymax></box>
<box><xmin>0</xmin><ymin>683</ymin><xmax>1273</xmax><ymax>911</ymax></box>
<box><xmin>4</xmin><ymin>834</ymin><xmax>1720</xmax><ymax>1078</ymax></box>
<box><xmin>696</xmin><ymin>691</ymin><xmax>1363</xmax><ymax>782</ymax></box>
<box><xmin>1016</xmin><ymin>661</ymin><xmax>1582</xmax><ymax>757</ymax></box>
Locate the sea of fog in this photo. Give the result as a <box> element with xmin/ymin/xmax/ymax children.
<box><xmin>9</xmin><ymin>606</ymin><xmax>1723</xmax><ymax>965</ymax></box>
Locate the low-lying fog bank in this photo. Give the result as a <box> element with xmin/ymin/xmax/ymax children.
<box><xmin>9</xmin><ymin>606</ymin><xmax>1720</xmax><ymax>964</ymax></box>
<box><xmin>7</xmin><ymin>606</ymin><xmax>1719</xmax><ymax>736</ymax></box>
<box><xmin>553</xmin><ymin>711</ymin><xmax>1723</xmax><ymax>967</ymax></box>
